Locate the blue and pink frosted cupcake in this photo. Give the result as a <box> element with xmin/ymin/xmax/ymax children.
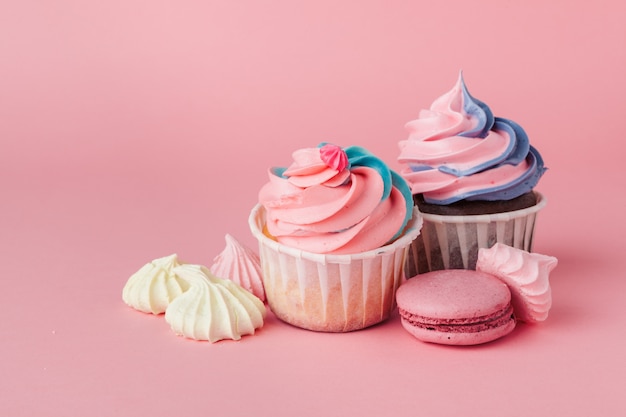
<box><xmin>398</xmin><ymin>73</ymin><xmax>547</xmax><ymax>273</ymax></box>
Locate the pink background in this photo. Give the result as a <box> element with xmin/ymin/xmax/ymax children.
<box><xmin>2</xmin><ymin>1</ymin><xmax>625</xmax><ymax>416</ymax></box>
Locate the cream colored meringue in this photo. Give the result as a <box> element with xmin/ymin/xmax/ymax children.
<box><xmin>165</xmin><ymin>264</ymin><xmax>266</xmax><ymax>342</ymax></box>
<box><xmin>477</xmin><ymin>243</ymin><xmax>558</xmax><ymax>323</ymax></box>
<box><xmin>122</xmin><ymin>254</ymin><xmax>189</xmax><ymax>314</ymax></box>
<box><xmin>210</xmin><ymin>234</ymin><xmax>266</xmax><ymax>302</ymax></box>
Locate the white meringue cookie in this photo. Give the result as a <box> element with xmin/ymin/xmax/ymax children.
<box><xmin>122</xmin><ymin>254</ymin><xmax>188</xmax><ymax>314</ymax></box>
<box><xmin>165</xmin><ymin>264</ymin><xmax>266</xmax><ymax>342</ymax></box>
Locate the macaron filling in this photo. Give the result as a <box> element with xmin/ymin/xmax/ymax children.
<box><xmin>398</xmin><ymin>304</ymin><xmax>514</xmax><ymax>334</ymax></box>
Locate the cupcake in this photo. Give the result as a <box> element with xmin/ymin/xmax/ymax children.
<box><xmin>249</xmin><ymin>143</ymin><xmax>422</xmax><ymax>332</ymax></box>
<box><xmin>398</xmin><ymin>72</ymin><xmax>547</xmax><ymax>274</ymax></box>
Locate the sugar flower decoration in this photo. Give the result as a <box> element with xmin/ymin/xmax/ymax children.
<box><xmin>319</xmin><ymin>143</ymin><xmax>349</xmax><ymax>172</ymax></box>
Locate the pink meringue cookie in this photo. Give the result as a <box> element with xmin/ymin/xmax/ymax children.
<box><xmin>210</xmin><ymin>234</ymin><xmax>266</xmax><ymax>302</ymax></box>
<box><xmin>476</xmin><ymin>243</ymin><xmax>558</xmax><ymax>323</ymax></box>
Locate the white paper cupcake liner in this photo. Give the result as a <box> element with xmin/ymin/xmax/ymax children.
<box><xmin>249</xmin><ymin>205</ymin><xmax>422</xmax><ymax>332</ymax></box>
<box><xmin>406</xmin><ymin>192</ymin><xmax>546</xmax><ymax>275</ymax></box>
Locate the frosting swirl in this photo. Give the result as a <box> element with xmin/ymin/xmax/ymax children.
<box><xmin>258</xmin><ymin>144</ymin><xmax>413</xmax><ymax>254</ymax></box>
<box><xmin>398</xmin><ymin>73</ymin><xmax>546</xmax><ymax>204</ymax></box>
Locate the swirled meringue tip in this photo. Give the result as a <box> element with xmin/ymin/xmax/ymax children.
<box><xmin>209</xmin><ymin>234</ymin><xmax>266</xmax><ymax>302</ymax></box>
<box><xmin>476</xmin><ymin>243</ymin><xmax>558</xmax><ymax>323</ymax></box>
<box><xmin>122</xmin><ymin>254</ymin><xmax>189</xmax><ymax>314</ymax></box>
<box><xmin>165</xmin><ymin>264</ymin><xmax>266</xmax><ymax>343</ymax></box>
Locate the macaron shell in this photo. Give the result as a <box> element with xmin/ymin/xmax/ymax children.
<box><xmin>400</xmin><ymin>315</ymin><xmax>516</xmax><ymax>345</ymax></box>
<box><xmin>396</xmin><ymin>270</ymin><xmax>512</xmax><ymax>319</ymax></box>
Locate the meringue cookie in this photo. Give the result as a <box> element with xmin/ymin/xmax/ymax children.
<box><xmin>122</xmin><ymin>254</ymin><xmax>189</xmax><ymax>314</ymax></box>
<box><xmin>210</xmin><ymin>234</ymin><xmax>266</xmax><ymax>302</ymax></box>
<box><xmin>165</xmin><ymin>264</ymin><xmax>266</xmax><ymax>342</ymax></box>
<box><xmin>477</xmin><ymin>243</ymin><xmax>557</xmax><ymax>323</ymax></box>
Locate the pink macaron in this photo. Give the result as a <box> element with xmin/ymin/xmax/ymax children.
<box><xmin>395</xmin><ymin>270</ymin><xmax>516</xmax><ymax>345</ymax></box>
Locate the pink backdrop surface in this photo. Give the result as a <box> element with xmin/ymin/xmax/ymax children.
<box><xmin>1</xmin><ymin>1</ymin><xmax>625</xmax><ymax>416</ymax></box>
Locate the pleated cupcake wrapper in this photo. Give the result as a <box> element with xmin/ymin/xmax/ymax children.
<box><xmin>248</xmin><ymin>205</ymin><xmax>422</xmax><ymax>332</ymax></box>
<box><xmin>406</xmin><ymin>193</ymin><xmax>547</xmax><ymax>275</ymax></box>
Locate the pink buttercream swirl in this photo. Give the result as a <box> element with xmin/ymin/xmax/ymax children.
<box><xmin>258</xmin><ymin>145</ymin><xmax>413</xmax><ymax>254</ymax></box>
<box><xmin>282</xmin><ymin>146</ymin><xmax>350</xmax><ymax>188</ymax></box>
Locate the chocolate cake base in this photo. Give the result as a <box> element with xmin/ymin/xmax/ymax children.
<box><xmin>406</xmin><ymin>192</ymin><xmax>545</xmax><ymax>277</ymax></box>
<box><xmin>414</xmin><ymin>192</ymin><xmax>538</xmax><ymax>216</ymax></box>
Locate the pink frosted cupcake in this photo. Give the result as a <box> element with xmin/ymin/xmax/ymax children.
<box><xmin>398</xmin><ymin>73</ymin><xmax>547</xmax><ymax>274</ymax></box>
<box><xmin>249</xmin><ymin>143</ymin><xmax>422</xmax><ymax>332</ymax></box>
